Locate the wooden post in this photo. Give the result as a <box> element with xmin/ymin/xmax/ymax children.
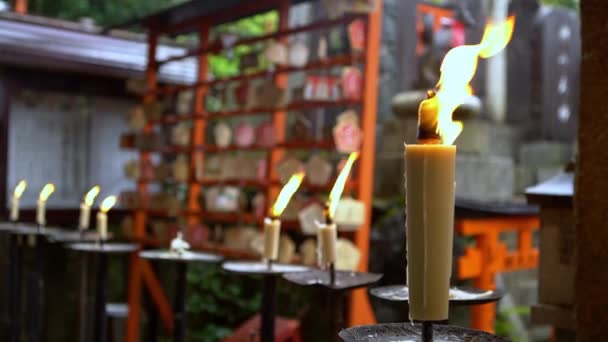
<box><xmin>14</xmin><ymin>0</ymin><xmax>27</xmax><ymax>14</ymax></box>
<box><xmin>126</xmin><ymin>28</ymin><xmax>174</xmax><ymax>341</ymax></box>
<box><xmin>349</xmin><ymin>0</ymin><xmax>382</xmax><ymax>327</ymax></box>
<box><xmin>266</xmin><ymin>0</ymin><xmax>290</xmax><ymax>209</ymax></box>
<box><xmin>576</xmin><ymin>2</ymin><xmax>608</xmax><ymax>340</ymax></box>
<box><xmin>187</xmin><ymin>23</ymin><xmax>210</xmax><ymax>226</ymax></box>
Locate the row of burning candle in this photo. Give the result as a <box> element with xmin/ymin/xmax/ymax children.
<box><xmin>264</xmin><ymin>152</ymin><xmax>359</xmax><ymax>267</ymax></box>
<box><xmin>9</xmin><ymin>181</ymin><xmax>116</xmax><ymax>239</ymax></box>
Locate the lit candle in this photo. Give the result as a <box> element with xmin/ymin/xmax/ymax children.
<box><xmin>37</xmin><ymin>183</ymin><xmax>55</xmax><ymax>226</ymax></box>
<box><xmin>264</xmin><ymin>172</ymin><xmax>305</xmax><ymax>261</ymax></box>
<box><xmin>10</xmin><ymin>180</ymin><xmax>26</xmax><ymax>222</ymax></box>
<box><xmin>97</xmin><ymin>196</ymin><xmax>117</xmax><ymax>241</ymax></box>
<box><xmin>79</xmin><ymin>186</ymin><xmax>100</xmax><ymax>231</ymax></box>
<box><xmin>405</xmin><ymin>17</ymin><xmax>514</xmax><ymax>321</ymax></box>
<box><xmin>318</xmin><ymin>152</ymin><xmax>359</xmax><ymax>267</ymax></box>
<box><xmin>317</xmin><ymin>221</ymin><xmax>337</xmax><ymax>265</ymax></box>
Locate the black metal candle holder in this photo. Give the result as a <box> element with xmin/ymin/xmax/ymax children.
<box><xmin>339</xmin><ymin>322</ymin><xmax>509</xmax><ymax>341</ymax></box>
<box><xmin>283</xmin><ymin>269</ymin><xmax>382</xmax><ymax>341</ymax></box>
<box><xmin>47</xmin><ymin>228</ymin><xmax>102</xmax><ymax>342</ymax></box>
<box><xmin>222</xmin><ymin>261</ymin><xmax>309</xmax><ymax>342</ymax></box>
<box><xmin>4</xmin><ymin>224</ymin><xmax>55</xmax><ymax>342</ymax></box>
<box><xmin>139</xmin><ymin>249</ymin><xmax>223</xmax><ymax>342</ymax></box>
<box><xmin>367</xmin><ymin>285</ymin><xmax>504</xmax><ymax>341</ymax></box>
<box><xmin>66</xmin><ymin>242</ymin><xmax>139</xmax><ymax>342</ymax></box>
<box><xmin>0</xmin><ymin>222</ymin><xmax>23</xmax><ymax>342</ymax></box>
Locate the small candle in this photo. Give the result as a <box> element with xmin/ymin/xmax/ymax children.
<box><xmin>264</xmin><ymin>172</ymin><xmax>305</xmax><ymax>261</ymax></box>
<box><xmin>10</xmin><ymin>197</ymin><xmax>19</xmax><ymax>222</ymax></box>
<box><xmin>317</xmin><ymin>222</ymin><xmax>337</xmax><ymax>265</ymax></box>
<box><xmin>263</xmin><ymin>218</ymin><xmax>281</xmax><ymax>260</ymax></box>
<box><xmin>97</xmin><ymin>195</ymin><xmax>117</xmax><ymax>241</ymax></box>
<box><xmin>37</xmin><ymin>183</ymin><xmax>55</xmax><ymax>226</ymax></box>
<box><xmin>79</xmin><ymin>186</ymin><xmax>100</xmax><ymax>230</ymax></box>
<box><xmin>79</xmin><ymin>203</ymin><xmax>91</xmax><ymax>230</ymax></box>
<box><xmin>36</xmin><ymin>200</ymin><xmax>46</xmax><ymax>226</ymax></box>
<box><xmin>319</xmin><ymin>152</ymin><xmax>359</xmax><ymax>267</ymax></box>
<box><xmin>10</xmin><ymin>180</ymin><xmax>26</xmax><ymax>222</ymax></box>
<box><xmin>97</xmin><ymin>211</ymin><xmax>107</xmax><ymax>240</ymax></box>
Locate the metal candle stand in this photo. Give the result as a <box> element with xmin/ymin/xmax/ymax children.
<box><xmin>51</xmin><ymin>229</ymin><xmax>101</xmax><ymax>342</ymax></box>
<box><xmin>0</xmin><ymin>222</ymin><xmax>102</xmax><ymax>342</ymax></box>
<box><xmin>222</xmin><ymin>261</ymin><xmax>309</xmax><ymax>342</ymax></box>
<box><xmin>0</xmin><ymin>222</ymin><xmax>23</xmax><ymax>342</ymax></box>
<box><xmin>3</xmin><ymin>224</ymin><xmax>55</xmax><ymax>342</ymax></box>
<box><xmin>139</xmin><ymin>249</ymin><xmax>223</xmax><ymax>342</ymax></box>
<box><xmin>282</xmin><ymin>269</ymin><xmax>383</xmax><ymax>341</ymax></box>
<box><xmin>66</xmin><ymin>242</ymin><xmax>139</xmax><ymax>342</ymax></box>
<box><xmin>368</xmin><ymin>285</ymin><xmax>504</xmax><ymax>341</ymax></box>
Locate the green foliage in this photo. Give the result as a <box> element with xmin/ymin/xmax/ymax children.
<box><xmin>542</xmin><ymin>0</ymin><xmax>579</xmax><ymax>10</ymax></box>
<box><xmin>28</xmin><ymin>0</ymin><xmax>182</xmax><ymax>27</ymax></box>
<box><xmin>186</xmin><ymin>265</ymin><xmax>261</xmax><ymax>342</ymax></box>
<box><xmin>209</xmin><ymin>11</ymin><xmax>278</xmax><ymax>78</ymax></box>
<box><xmin>494</xmin><ymin>305</ymin><xmax>531</xmax><ymax>342</ymax></box>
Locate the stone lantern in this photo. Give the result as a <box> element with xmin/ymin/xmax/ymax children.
<box><xmin>525</xmin><ymin>170</ymin><xmax>575</xmax><ymax>340</ymax></box>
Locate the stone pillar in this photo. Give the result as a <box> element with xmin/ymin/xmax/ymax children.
<box><xmin>576</xmin><ymin>2</ymin><xmax>608</xmax><ymax>340</ymax></box>
<box><xmin>485</xmin><ymin>0</ymin><xmax>509</xmax><ymax>123</ymax></box>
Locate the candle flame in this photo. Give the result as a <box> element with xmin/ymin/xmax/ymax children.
<box><xmin>328</xmin><ymin>152</ymin><xmax>359</xmax><ymax>219</ymax></box>
<box><xmin>270</xmin><ymin>172</ymin><xmax>305</xmax><ymax>218</ymax></box>
<box><xmin>100</xmin><ymin>196</ymin><xmax>117</xmax><ymax>213</ymax></box>
<box><xmin>433</xmin><ymin>15</ymin><xmax>515</xmax><ymax>145</ymax></box>
<box><xmin>84</xmin><ymin>186</ymin><xmax>101</xmax><ymax>206</ymax></box>
<box><xmin>13</xmin><ymin>180</ymin><xmax>26</xmax><ymax>199</ymax></box>
<box><xmin>39</xmin><ymin>183</ymin><xmax>55</xmax><ymax>201</ymax></box>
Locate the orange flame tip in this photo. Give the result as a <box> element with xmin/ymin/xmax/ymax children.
<box><xmin>434</xmin><ymin>15</ymin><xmax>515</xmax><ymax>145</ymax></box>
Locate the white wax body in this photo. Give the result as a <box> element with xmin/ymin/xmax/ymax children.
<box><xmin>318</xmin><ymin>222</ymin><xmax>337</xmax><ymax>265</ymax></box>
<box><xmin>36</xmin><ymin>200</ymin><xmax>46</xmax><ymax>226</ymax></box>
<box><xmin>79</xmin><ymin>203</ymin><xmax>91</xmax><ymax>230</ymax></box>
<box><xmin>97</xmin><ymin>212</ymin><xmax>108</xmax><ymax>241</ymax></box>
<box><xmin>10</xmin><ymin>197</ymin><xmax>19</xmax><ymax>221</ymax></box>
<box><xmin>405</xmin><ymin>144</ymin><xmax>455</xmax><ymax>321</ymax></box>
<box><xmin>263</xmin><ymin>218</ymin><xmax>281</xmax><ymax>260</ymax></box>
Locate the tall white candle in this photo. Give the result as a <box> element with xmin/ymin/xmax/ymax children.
<box><xmin>317</xmin><ymin>222</ymin><xmax>337</xmax><ymax>265</ymax></box>
<box><xmin>404</xmin><ymin>15</ymin><xmax>514</xmax><ymax>322</ymax></box>
<box><xmin>97</xmin><ymin>211</ymin><xmax>107</xmax><ymax>241</ymax></box>
<box><xmin>405</xmin><ymin>144</ymin><xmax>456</xmax><ymax>321</ymax></box>
<box><xmin>263</xmin><ymin>218</ymin><xmax>281</xmax><ymax>261</ymax></box>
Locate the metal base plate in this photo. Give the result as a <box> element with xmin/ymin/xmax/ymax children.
<box><xmin>370</xmin><ymin>285</ymin><xmax>503</xmax><ymax>306</ymax></box>
<box><xmin>66</xmin><ymin>242</ymin><xmax>139</xmax><ymax>254</ymax></box>
<box><xmin>222</xmin><ymin>261</ymin><xmax>309</xmax><ymax>275</ymax></box>
<box><xmin>140</xmin><ymin>249</ymin><xmax>223</xmax><ymax>263</ymax></box>
<box><xmin>339</xmin><ymin>323</ymin><xmax>508</xmax><ymax>341</ymax></box>
<box><xmin>283</xmin><ymin>269</ymin><xmax>383</xmax><ymax>291</ymax></box>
